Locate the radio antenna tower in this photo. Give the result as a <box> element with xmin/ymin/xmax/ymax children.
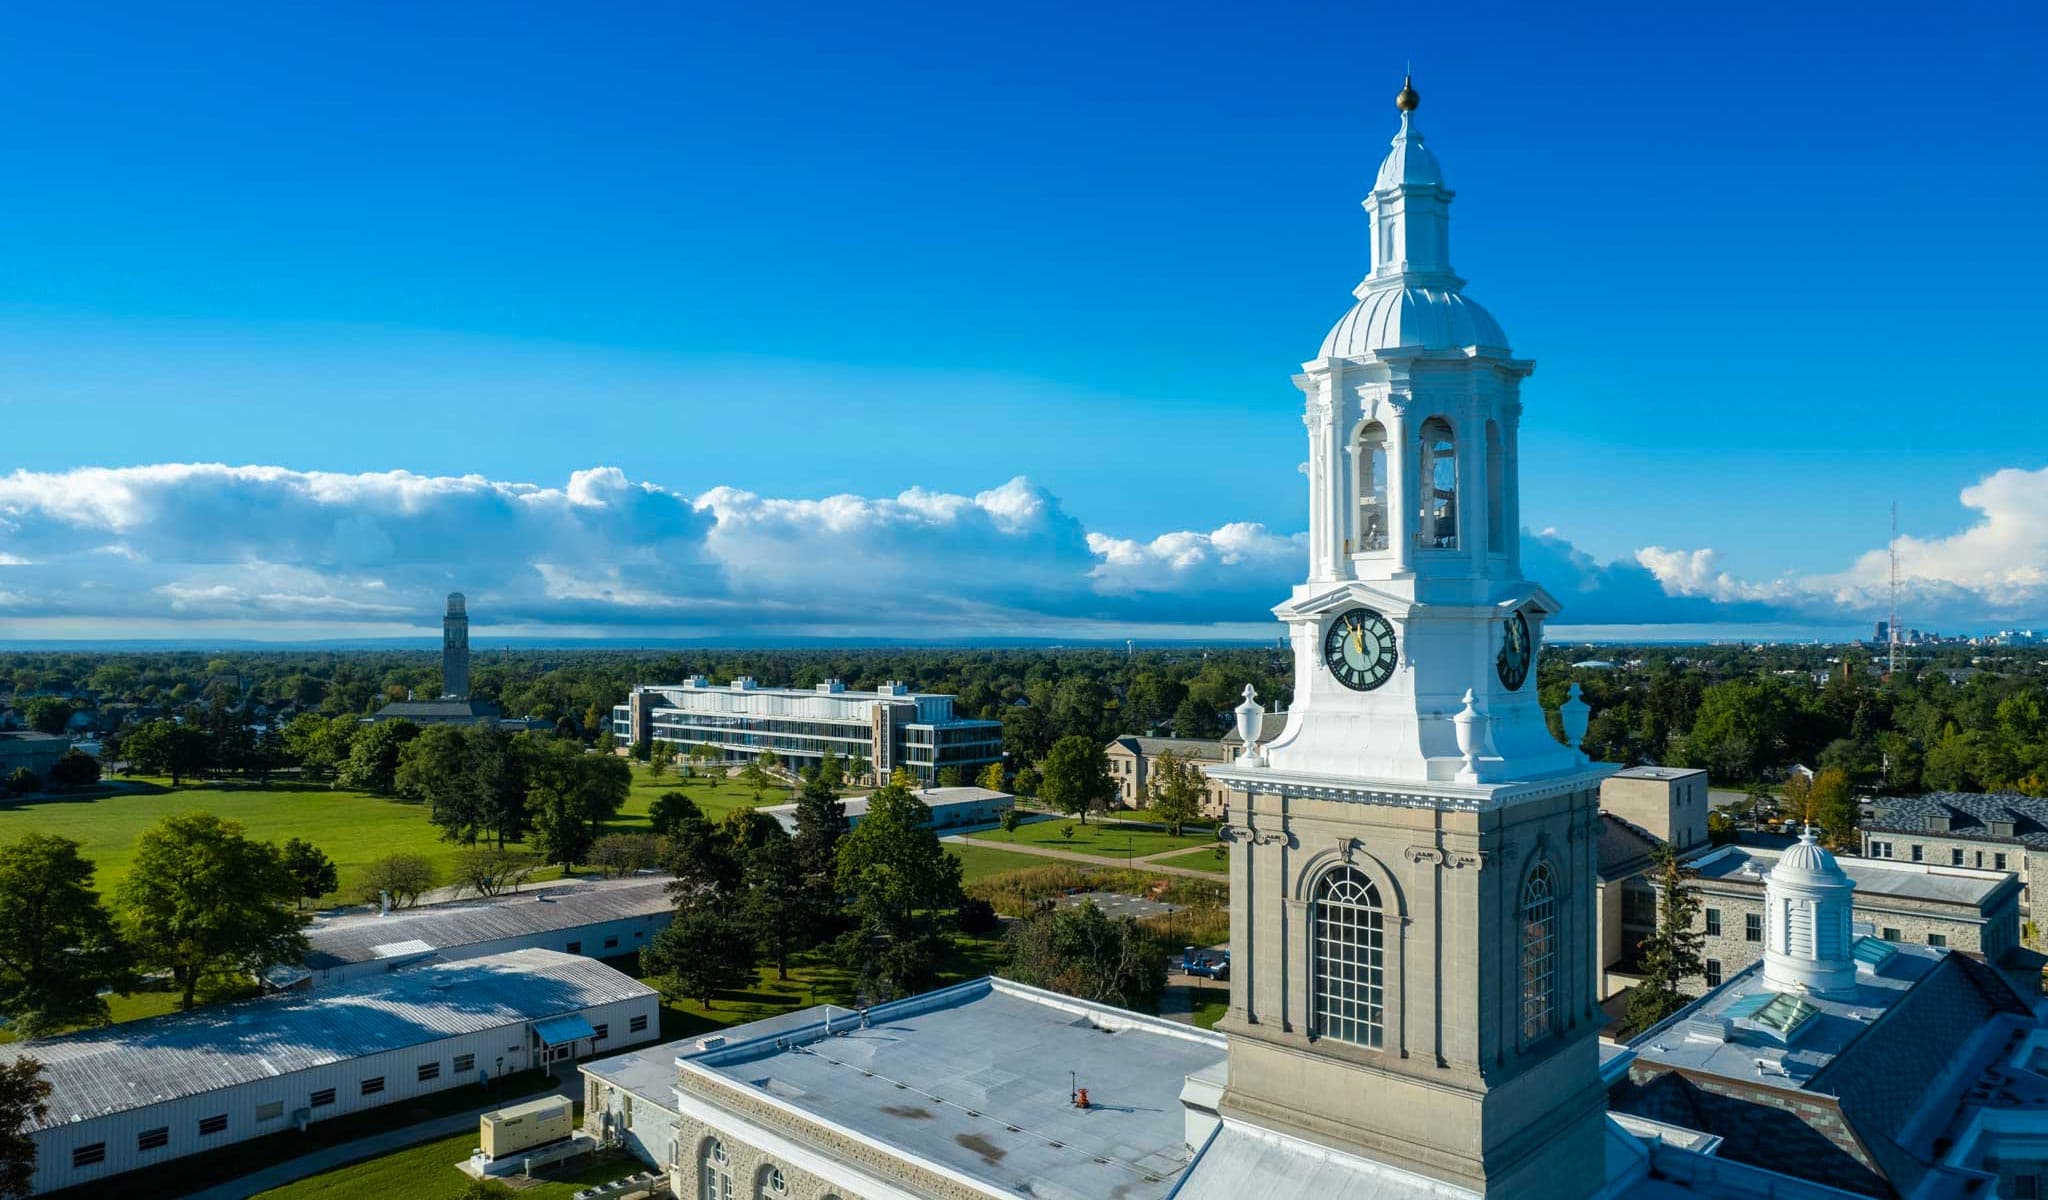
<box><xmin>1888</xmin><ymin>502</ymin><xmax>1900</xmax><ymax>677</ymax></box>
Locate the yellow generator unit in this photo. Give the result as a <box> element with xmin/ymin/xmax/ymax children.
<box><xmin>479</xmin><ymin>1095</ymin><xmax>574</xmax><ymax>1159</ymax></box>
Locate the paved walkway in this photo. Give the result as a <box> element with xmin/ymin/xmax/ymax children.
<box><xmin>184</xmin><ymin>1076</ymin><xmax>580</xmax><ymax>1200</ymax></box>
<box><xmin>943</xmin><ymin>835</ymin><xmax>1219</xmax><ymax>879</ymax></box>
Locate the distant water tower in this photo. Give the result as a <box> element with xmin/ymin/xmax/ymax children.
<box><xmin>442</xmin><ymin>593</ymin><xmax>470</xmax><ymax>700</ymax></box>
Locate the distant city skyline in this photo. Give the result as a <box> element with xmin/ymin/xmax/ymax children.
<box><xmin>2</xmin><ymin>1</ymin><xmax>2043</xmax><ymax>641</ymax></box>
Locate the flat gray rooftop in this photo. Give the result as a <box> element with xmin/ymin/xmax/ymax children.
<box><xmin>1630</xmin><ymin>949</ymin><xmax>1940</xmax><ymax>1089</ymax></box>
<box><xmin>305</xmin><ymin>878</ymin><xmax>672</xmax><ymax>968</ymax></box>
<box><xmin>0</xmin><ymin>949</ymin><xmax>653</xmax><ymax>1131</ymax></box>
<box><xmin>681</xmin><ymin>977</ymin><xmax>1226</xmax><ymax>1200</ymax></box>
<box><xmin>1685</xmin><ymin>843</ymin><xmax>2010</xmax><ymax>907</ymax></box>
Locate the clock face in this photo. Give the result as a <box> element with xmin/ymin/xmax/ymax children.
<box><xmin>1323</xmin><ymin>608</ymin><xmax>1398</xmax><ymax>692</ymax></box>
<box><xmin>1497</xmin><ymin>609</ymin><xmax>1532</xmax><ymax>691</ymax></box>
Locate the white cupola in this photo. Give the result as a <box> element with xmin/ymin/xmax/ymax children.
<box><xmin>1762</xmin><ymin>827</ymin><xmax>1859</xmax><ymax>999</ymax></box>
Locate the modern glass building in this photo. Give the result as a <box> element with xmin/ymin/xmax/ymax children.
<box><xmin>613</xmin><ymin>677</ymin><xmax>1003</xmax><ymax>785</ymax></box>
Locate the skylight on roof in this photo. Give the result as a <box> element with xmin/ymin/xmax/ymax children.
<box><xmin>1852</xmin><ymin>936</ymin><xmax>1899</xmax><ymax>967</ymax></box>
<box><xmin>1753</xmin><ymin>994</ymin><xmax>1822</xmax><ymax>1037</ymax></box>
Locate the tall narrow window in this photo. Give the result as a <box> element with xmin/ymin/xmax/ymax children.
<box><xmin>1520</xmin><ymin>864</ymin><xmax>1557</xmax><ymax>1041</ymax></box>
<box><xmin>1418</xmin><ymin>417</ymin><xmax>1458</xmax><ymax>549</ymax></box>
<box><xmin>1485</xmin><ymin>419</ymin><xmax>1505</xmax><ymax>553</ymax></box>
<box><xmin>1312</xmin><ymin>867</ymin><xmax>1385</xmax><ymax>1048</ymax></box>
<box><xmin>1355</xmin><ymin>422</ymin><xmax>1389</xmax><ymax>552</ymax></box>
<box><xmin>702</xmin><ymin>1139</ymin><xmax>735</xmax><ymax>1200</ymax></box>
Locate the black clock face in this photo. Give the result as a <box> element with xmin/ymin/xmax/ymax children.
<box><xmin>1497</xmin><ymin>609</ymin><xmax>1532</xmax><ymax>691</ymax></box>
<box><xmin>1323</xmin><ymin>608</ymin><xmax>1398</xmax><ymax>691</ymax></box>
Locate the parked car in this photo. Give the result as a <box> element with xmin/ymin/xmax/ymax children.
<box><xmin>1181</xmin><ymin>947</ymin><xmax>1230</xmax><ymax>980</ymax></box>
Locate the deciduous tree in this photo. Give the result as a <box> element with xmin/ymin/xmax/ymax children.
<box><xmin>1004</xmin><ymin>900</ymin><xmax>1164</xmax><ymax>1011</ymax></box>
<box><xmin>0</xmin><ymin>835</ymin><xmax>131</xmax><ymax>1036</ymax></box>
<box><xmin>977</xmin><ymin>761</ymin><xmax>1006</xmax><ymax>793</ymax></box>
<box><xmin>118</xmin><ymin>813</ymin><xmax>306</xmax><ymax>1010</ymax></box>
<box><xmin>0</xmin><ymin>1057</ymin><xmax>50</xmax><ymax>1200</ymax></box>
<box><xmin>449</xmin><ymin>847</ymin><xmax>539</xmax><ymax>897</ymax></box>
<box><xmin>279</xmin><ymin>838</ymin><xmax>338</xmax><ymax>909</ymax></box>
<box><xmin>1146</xmin><ymin>749</ymin><xmax>1205</xmax><ymax>836</ymax></box>
<box><xmin>337</xmin><ymin>719</ymin><xmax>419</xmax><ymax>795</ymax></box>
<box><xmin>642</xmin><ymin>908</ymin><xmax>758</xmax><ymax>1009</ymax></box>
<box><xmin>360</xmin><ymin>853</ymin><xmax>437</xmax><ymax>909</ymax></box>
<box><xmin>122</xmin><ymin>719</ymin><xmax>213</xmax><ymax>786</ymax></box>
<box><xmin>47</xmin><ymin>751</ymin><xmax>100</xmax><ymax>792</ymax></box>
<box><xmin>1038</xmin><ymin>736</ymin><xmax>1114</xmax><ymax>825</ymax></box>
<box><xmin>589</xmin><ymin>833</ymin><xmax>661</xmax><ymax>880</ymax></box>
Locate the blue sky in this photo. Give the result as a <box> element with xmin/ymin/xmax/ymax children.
<box><xmin>2</xmin><ymin>0</ymin><xmax>2045</xmax><ymax>640</ymax></box>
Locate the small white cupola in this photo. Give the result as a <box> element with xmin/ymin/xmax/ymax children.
<box><xmin>1762</xmin><ymin>826</ymin><xmax>1859</xmax><ymax>999</ymax></box>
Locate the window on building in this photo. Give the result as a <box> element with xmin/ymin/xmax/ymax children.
<box><xmin>1997</xmin><ymin>853</ymin><xmax>2009</xmax><ymax>871</ymax></box>
<box><xmin>566</xmin><ymin>941</ymin><xmax>582</xmax><ymax>954</ymax></box>
<box><xmin>1882</xmin><ymin>926</ymin><xmax>1902</xmax><ymax>941</ymax></box>
<box><xmin>1911</xmin><ymin>844</ymin><xmax>1924</xmax><ymax>862</ymax></box>
<box><xmin>629</xmin><ymin>1015</ymin><xmax>649</xmax><ymax>1034</ymax></box>
<box><xmin>1354</xmin><ymin>422</ymin><xmax>1389</xmax><ymax>553</ymax></box>
<box><xmin>593</xmin><ymin>1023</ymin><xmax>609</xmax><ymax>1042</ymax></box>
<box><xmin>759</xmin><ymin>1165</ymin><xmax>788</xmax><ymax>1198</ymax></box>
<box><xmin>1520</xmin><ymin>864</ymin><xmax>1557</xmax><ymax>1041</ymax></box>
<box><xmin>2014</xmin><ymin>1174</ymin><xmax>2040</xmax><ymax>1199</ymax></box>
<box><xmin>703</xmin><ymin>1139</ymin><xmax>735</xmax><ymax>1200</ymax></box>
<box><xmin>256</xmin><ymin>1101</ymin><xmax>284</xmax><ymax>1123</ymax></box>
<box><xmin>360</xmin><ymin>1077</ymin><xmax>385</xmax><ymax>1096</ymax></box>
<box><xmin>1745</xmin><ymin>913</ymin><xmax>1762</xmax><ymax>943</ymax></box>
<box><xmin>1418</xmin><ymin>418</ymin><xmax>1458</xmax><ymax>550</ymax></box>
<box><xmin>71</xmin><ymin>1143</ymin><xmax>105</xmax><ymax>1168</ymax></box>
<box><xmin>310</xmin><ymin>1088</ymin><xmax>336</xmax><ymax>1108</ymax></box>
<box><xmin>1705</xmin><ymin>959</ymin><xmax>1722</xmax><ymax>988</ymax></box>
<box><xmin>198</xmin><ymin>1114</ymin><xmax>227</xmax><ymax>1136</ymax></box>
<box><xmin>1976</xmin><ymin>851</ymin><xmax>1985</xmax><ymax>868</ymax></box>
<box><xmin>1928</xmin><ymin>933</ymin><xmax>1948</xmax><ymax>948</ymax></box>
<box><xmin>454</xmin><ymin>1054</ymin><xmax>475</xmax><ymax>1073</ymax></box>
<box><xmin>417</xmin><ymin>1062</ymin><xmax>441</xmax><ymax>1082</ymax></box>
<box><xmin>1869</xmin><ymin>840</ymin><xmax>1892</xmax><ymax>859</ymax></box>
<box><xmin>604</xmin><ymin>936</ymin><xmax>619</xmax><ymax>950</ymax></box>
<box><xmin>1705</xmin><ymin>908</ymin><xmax>1722</xmax><ymax>937</ymax></box>
<box><xmin>1953</xmin><ymin>849</ymin><xmax>1966</xmax><ymax>866</ymax></box>
<box><xmin>138</xmin><ymin>1127</ymin><xmax>169</xmax><ymax>1152</ymax></box>
<box><xmin>1484</xmin><ymin>419</ymin><xmax>1505</xmax><ymax>554</ymax></box>
<box><xmin>1311</xmin><ymin>867</ymin><xmax>1385</xmax><ymax>1048</ymax></box>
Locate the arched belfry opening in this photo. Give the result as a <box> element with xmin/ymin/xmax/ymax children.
<box><xmin>1353</xmin><ymin>422</ymin><xmax>1390</xmax><ymax>554</ymax></box>
<box><xmin>1419</xmin><ymin>417</ymin><xmax>1458</xmax><ymax>550</ymax></box>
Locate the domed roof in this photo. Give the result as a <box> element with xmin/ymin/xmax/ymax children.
<box><xmin>1376</xmin><ymin>118</ymin><xmax>1444</xmax><ymax>192</ymax></box>
<box><xmin>1769</xmin><ymin>826</ymin><xmax>1851</xmax><ymax>887</ymax></box>
<box><xmin>1318</xmin><ymin>286</ymin><xmax>1508</xmax><ymax>358</ymax></box>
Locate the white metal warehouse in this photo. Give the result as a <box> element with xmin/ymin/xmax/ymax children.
<box><xmin>289</xmin><ymin>877</ymin><xmax>675</xmax><ymax>988</ymax></box>
<box><xmin>2</xmin><ymin>948</ymin><xmax>660</xmax><ymax>1195</ymax></box>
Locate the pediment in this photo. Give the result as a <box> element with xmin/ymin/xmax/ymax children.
<box><xmin>1275</xmin><ymin>581</ymin><xmax>1411</xmax><ymax>621</ymax></box>
<box><xmin>1497</xmin><ymin>582</ymin><xmax>1565</xmax><ymax>620</ymax></box>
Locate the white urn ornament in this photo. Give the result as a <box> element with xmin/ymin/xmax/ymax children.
<box><xmin>1451</xmin><ymin>689</ymin><xmax>1488</xmax><ymax>782</ymax></box>
<box><xmin>1233</xmin><ymin>684</ymin><xmax>1266</xmax><ymax>765</ymax></box>
<box><xmin>1559</xmin><ymin>682</ymin><xmax>1592</xmax><ymax>762</ymax></box>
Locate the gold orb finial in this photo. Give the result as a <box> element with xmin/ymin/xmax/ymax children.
<box><xmin>1396</xmin><ymin>74</ymin><xmax>1419</xmax><ymax>113</ymax></box>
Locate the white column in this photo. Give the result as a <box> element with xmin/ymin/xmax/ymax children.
<box><xmin>1504</xmin><ymin>406</ymin><xmax>1523</xmax><ymax>575</ymax></box>
<box><xmin>1385</xmin><ymin>405</ymin><xmax>1413</xmax><ymax>575</ymax></box>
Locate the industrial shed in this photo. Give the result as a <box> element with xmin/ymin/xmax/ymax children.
<box><xmin>289</xmin><ymin>878</ymin><xmax>674</xmax><ymax>988</ymax></box>
<box><xmin>2</xmin><ymin>948</ymin><xmax>660</xmax><ymax>1195</ymax></box>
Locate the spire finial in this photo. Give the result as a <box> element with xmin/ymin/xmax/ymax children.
<box><xmin>1396</xmin><ymin>73</ymin><xmax>1419</xmax><ymax>113</ymax></box>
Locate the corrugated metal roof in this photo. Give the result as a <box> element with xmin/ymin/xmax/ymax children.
<box><xmin>304</xmin><ymin>880</ymin><xmax>672</xmax><ymax>969</ymax></box>
<box><xmin>0</xmin><ymin>949</ymin><xmax>653</xmax><ymax>1131</ymax></box>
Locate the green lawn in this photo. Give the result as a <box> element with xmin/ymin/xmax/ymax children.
<box><xmin>1152</xmin><ymin>845</ymin><xmax>1231</xmax><ymax>874</ymax></box>
<box><xmin>967</xmin><ymin>816</ymin><xmax>1215</xmax><ymax>859</ymax></box>
<box><xmin>948</xmin><ymin>842</ymin><xmax>1060</xmax><ymax>882</ymax></box>
<box><xmin>1190</xmin><ymin>994</ymin><xmax>1228</xmax><ymax>1030</ymax></box>
<box><xmin>252</xmin><ymin>1127</ymin><xmax>635</xmax><ymax>1200</ymax></box>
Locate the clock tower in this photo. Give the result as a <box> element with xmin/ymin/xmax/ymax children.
<box><xmin>1206</xmin><ymin>78</ymin><xmax>1612</xmax><ymax>1199</ymax></box>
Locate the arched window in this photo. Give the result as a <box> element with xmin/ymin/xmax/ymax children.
<box><xmin>757</xmin><ymin>1164</ymin><xmax>787</xmax><ymax>1198</ymax></box>
<box><xmin>1419</xmin><ymin>418</ymin><xmax>1458</xmax><ymax>549</ymax></box>
<box><xmin>1485</xmin><ymin>420</ymin><xmax>1505</xmax><ymax>554</ymax></box>
<box><xmin>1354</xmin><ymin>422</ymin><xmax>1389</xmax><ymax>552</ymax></box>
<box><xmin>1520</xmin><ymin>865</ymin><xmax>1556</xmax><ymax>1041</ymax></box>
<box><xmin>1312</xmin><ymin>867</ymin><xmax>1384</xmax><ymax>1048</ymax></box>
<box><xmin>701</xmin><ymin>1139</ymin><xmax>734</xmax><ymax>1200</ymax></box>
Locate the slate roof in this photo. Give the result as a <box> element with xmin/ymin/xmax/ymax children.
<box><xmin>303</xmin><ymin>879</ymin><xmax>673</xmax><ymax>969</ymax></box>
<box><xmin>1109</xmin><ymin>736</ymin><xmax>1231</xmax><ymax>761</ymax></box>
<box><xmin>1864</xmin><ymin>792</ymin><xmax>2048</xmax><ymax>849</ymax></box>
<box><xmin>1597</xmin><ymin>814</ymin><xmax>1663</xmax><ymax>881</ymax></box>
<box><xmin>0</xmin><ymin>949</ymin><xmax>653</xmax><ymax>1132</ymax></box>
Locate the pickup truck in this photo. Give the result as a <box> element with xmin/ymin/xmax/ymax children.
<box><xmin>1181</xmin><ymin>947</ymin><xmax>1230</xmax><ymax>980</ymax></box>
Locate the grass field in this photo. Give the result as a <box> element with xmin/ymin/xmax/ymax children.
<box><xmin>252</xmin><ymin>1126</ymin><xmax>632</xmax><ymax>1200</ymax></box>
<box><xmin>967</xmin><ymin>815</ymin><xmax>1215</xmax><ymax>859</ymax></box>
<box><xmin>1152</xmin><ymin>845</ymin><xmax>1230</xmax><ymax>874</ymax></box>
